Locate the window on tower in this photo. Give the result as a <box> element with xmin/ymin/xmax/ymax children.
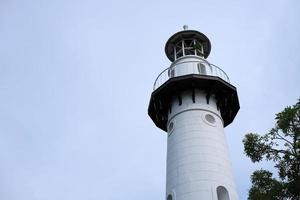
<box><xmin>169</xmin><ymin>68</ymin><xmax>175</xmax><ymax>78</ymax></box>
<box><xmin>197</xmin><ymin>63</ymin><xmax>207</xmax><ymax>75</ymax></box>
<box><xmin>205</xmin><ymin>114</ymin><xmax>216</xmax><ymax>124</ymax></box>
<box><xmin>217</xmin><ymin>186</ymin><xmax>230</xmax><ymax>200</ymax></box>
<box><xmin>167</xmin><ymin>194</ymin><xmax>172</xmax><ymax>200</ymax></box>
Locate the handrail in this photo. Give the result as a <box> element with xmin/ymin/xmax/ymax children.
<box><xmin>153</xmin><ymin>60</ymin><xmax>230</xmax><ymax>91</ymax></box>
<box><xmin>153</xmin><ymin>67</ymin><xmax>170</xmax><ymax>90</ymax></box>
<box><xmin>210</xmin><ymin>64</ymin><xmax>230</xmax><ymax>83</ymax></box>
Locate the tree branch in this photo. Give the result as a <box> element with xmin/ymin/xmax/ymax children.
<box><xmin>269</xmin><ymin>148</ymin><xmax>294</xmax><ymax>157</ymax></box>
<box><xmin>275</xmin><ymin>132</ymin><xmax>294</xmax><ymax>147</ymax></box>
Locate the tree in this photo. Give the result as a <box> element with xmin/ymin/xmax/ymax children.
<box><xmin>248</xmin><ymin>169</ymin><xmax>285</xmax><ymax>200</ymax></box>
<box><xmin>243</xmin><ymin>99</ymin><xmax>300</xmax><ymax>200</ymax></box>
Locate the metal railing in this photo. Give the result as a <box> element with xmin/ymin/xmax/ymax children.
<box><xmin>153</xmin><ymin>59</ymin><xmax>230</xmax><ymax>90</ymax></box>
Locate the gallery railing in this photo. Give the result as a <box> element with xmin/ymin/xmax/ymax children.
<box><xmin>153</xmin><ymin>59</ymin><xmax>230</xmax><ymax>90</ymax></box>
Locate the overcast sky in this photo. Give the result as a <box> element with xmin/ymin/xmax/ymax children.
<box><xmin>0</xmin><ymin>0</ymin><xmax>299</xmax><ymax>199</ymax></box>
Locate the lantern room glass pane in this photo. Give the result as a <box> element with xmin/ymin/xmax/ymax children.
<box><xmin>173</xmin><ymin>39</ymin><xmax>205</xmax><ymax>60</ymax></box>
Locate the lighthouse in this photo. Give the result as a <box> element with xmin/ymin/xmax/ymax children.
<box><xmin>148</xmin><ymin>27</ymin><xmax>240</xmax><ymax>200</ymax></box>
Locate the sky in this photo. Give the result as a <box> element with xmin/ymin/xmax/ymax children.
<box><xmin>0</xmin><ymin>0</ymin><xmax>299</xmax><ymax>199</ymax></box>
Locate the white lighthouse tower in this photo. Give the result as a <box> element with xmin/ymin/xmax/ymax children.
<box><xmin>148</xmin><ymin>27</ymin><xmax>240</xmax><ymax>200</ymax></box>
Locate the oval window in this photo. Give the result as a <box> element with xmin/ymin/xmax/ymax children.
<box><xmin>205</xmin><ymin>114</ymin><xmax>216</xmax><ymax>124</ymax></box>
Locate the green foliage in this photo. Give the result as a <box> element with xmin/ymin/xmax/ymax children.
<box><xmin>248</xmin><ymin>169</ymin><xmax>285</xmax><ymax>200</ymax></box>
<box><xmin>243</xmin><ymin>99</ymin><xmax>300</xmax><ymax>200</ymax></box>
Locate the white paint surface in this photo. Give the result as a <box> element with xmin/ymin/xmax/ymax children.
<box><xmin>165</xmin><ymin>58</ymin><xmax>238</xmax><ymax>200</ymax></box>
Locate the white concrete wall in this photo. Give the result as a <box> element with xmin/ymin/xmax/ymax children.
<box><xmin>166</xmin><ymin>89</ymin><xmax>238</xmax><ymax>200</ymax></box>
<box><xmin>168</xmin><ymin>56</ymin><xmax>212</xmax><ymax>78</ymax></box>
